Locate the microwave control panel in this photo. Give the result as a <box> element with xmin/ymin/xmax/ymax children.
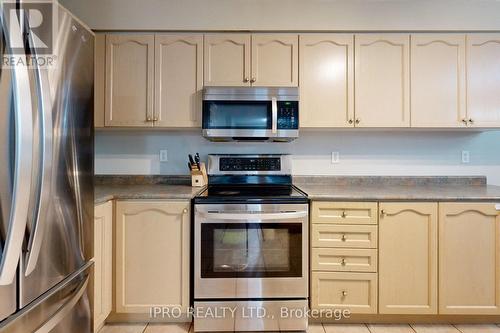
<box><xmin>277</xmin><ymin>101</ymin><xmax>299</xmax><ymax>129</ymax></box>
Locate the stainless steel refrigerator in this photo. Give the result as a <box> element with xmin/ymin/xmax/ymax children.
<box><xmin>0</xmin><ymin>2</ymin><xmax>94</xmax><ymax>332</ymax></box>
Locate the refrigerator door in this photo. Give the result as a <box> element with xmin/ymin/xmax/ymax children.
<box><xmin>20</xmin><ymin>6</ymin><xmax>94</xmax><ymax>306</ymax></box>
<box><xmin>0</xmin><ymin>5</ymin><xmax>36</xmax><ymax>322</ymax></box>
<box><xmin>0</xmin><ymin>20</ymin><xmax>17</xmax><ymax>324</ymax></box>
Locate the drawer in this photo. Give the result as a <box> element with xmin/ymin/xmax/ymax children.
<box><xmin>312</xmin><ymin>202</ymin><xmax>378</xmax><ymax>225</ymax></box>
<box><xmin>311</xmin><ymin>224</ymin><xmax>378</xmax><ymax>249</ymax></box>
<box><xmin>311</xmin><ymin>272</ymin><xmax>378</xmax><ymax>314</ymax></box>
<box><xmin>311</xmin><ymin>248</ymin><xmax>378</xmax><ymax>273</ymax></box>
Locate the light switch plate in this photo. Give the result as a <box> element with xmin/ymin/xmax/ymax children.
<box><xmin>160</xmin><ymin>150</ymin><xmax>168</xmax><ymax>162</ymax></box>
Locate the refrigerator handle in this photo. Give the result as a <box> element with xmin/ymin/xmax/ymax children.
<box><xmin>0</xmin><ymin>11</ymin><xmax>34</xmax><ymax>285</ymax></box>
<box><xmin>33</xmin><ymin>277</ymin><xmax>88</xmax><ymax>333</ymax></box>
<box><xmin>24</xmin><ymin>35</ymin><xmax>54</xmax><ymax>277</ymax></box>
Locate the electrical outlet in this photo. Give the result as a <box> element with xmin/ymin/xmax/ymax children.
<box><xmin>461</xmin><ymin>150</ymin><xmax>470</xmax><ymax>164</ymax></box>
<box><xmin>331</xmin><ymin>152</ymin><xmax>340</xmax><ymax>164</ymax></box>
<box><xmin>159</xmin><ymin>150</ymin><xmax>168</xmax><ymax>162</ymax></box>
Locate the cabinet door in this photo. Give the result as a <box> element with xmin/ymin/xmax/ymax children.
<box><xmin>379</xmin><ymin>203</ymin><xmax>438</xmax><ymax>314</ymax></box>
<box><xmin>105</xmin><ymin>34</ymin><xmax>154</xmax><ymax>127</ymax></box>
<box><xmin>411</xmin><ymin>34</ymin><xmax>466</xmax><ymax>127</ymax></box>
<box><xmin>466</xmin><ymin>34</ymin><xmax>500</xmax><ymax>127</ymax></box>
<box><xmin>94</xmin><ymin>34</ymin><xmax>105</xmax><ymax>128</ymax></box>
<box><xmin>251</xmin><ymin>34</ymin><xmax>298</xmax><ymax>87</ymax></box>
<box><xmin>439</xmin><ymin>203</ymin><xmax>500</xmax><ymax>315</ymax></box>
<box><xmin>299</xmin><ymin>34</ymin><xmax>354</xmax><ymax>127</ymax></box>
<box><xmin>115</xmin><ymin>201</ymin><xmax>190</xmax><ymax>314</ymax></box>
<box><xmin>354</xmin><ymin>34</ymin><xmax>410</xmax><ymax>127</ymax></box>
<box><xmin>93</xmin><ymin>201</ymin><xmax>113</xmax><ymax>332</ymax></box>
<box><xmin>204</xmin><ymin>34</ymin><xmax>251</xmax><ymax>86</ymax></box>
<box><xmin>155</xmin><ymin>34</ymin><xmax>203</xmax><ymax>127</ymax></box>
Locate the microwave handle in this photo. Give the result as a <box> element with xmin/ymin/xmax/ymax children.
<box><xmin>271</xmin><ymin>97</ymin><xmax>278</xmax><ymax>134</ymax></box>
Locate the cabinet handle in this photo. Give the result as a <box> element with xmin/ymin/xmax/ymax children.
<box><xmin>348</xmin><ymin>119</ymin><xmax>354</xmax><ymax>125</ymax></box>
<box><xmin>462</xmin><ymin>118</ymin><xmax>468</xmax><ymax>125</ymax></box>
<box><xmin>341</xmin><ymin>258</ymin><xmax>346</xmax><ymax>266</ymax></box>
<box><xmin>341</xmin><ymin>211</ymin><xmax>347</xmax><ymax>218</ymax></box>
<box><xmin>341</xmin><ymin>290</ymin><xmax>348</xmax><ymax>297</ymax></box>
<box><xmin>250</xmin><ymin>77</ymin><xmax>256</xmax><ymax>83</ymax></box>
<box><xmin>468</xmin><ymin>118</ymin><xmax>474</xmax><ymax>124</ymax></box>
<box><xmin>147</xmin><ymin>116</ymin><xmax>152</xmax><ymax>122</ymax></box>
<box><xmin>183</xmin><ymin>208</ymin><xmax>188</xmax><ymax>214</ymax></box>
<box><xmin>341</xmin><ymin>234</ymin><xmax>347</xmax><ymax>242</ymax></box>
<box><xmin>243</xmin><ymin>77</ymin><xmax>249</xmax><ymax>83</ymax></box>
<box><xmin>153</xmin><ymin>117</ymin><xmax>158</xmax><ymax>122</ymax></box>
<box><xmin>355</xmin><ymin>118</ymin><xmax>361</xmax><ymax>124</ymax></box>
<box><xmin>380</xmin><ymin>209</ymin><xmax>386</xmax><ymax>216</ymax></box>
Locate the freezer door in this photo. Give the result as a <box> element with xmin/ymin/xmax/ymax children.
<box><xmin>20</xmin><ymin>6</ymin><xmax>94</xmax><ymax>306</ymax></box>
<box><xmin>0</xmin><ymin>263</ymin><xmax>91</xmax><ymax>333</ymax></box>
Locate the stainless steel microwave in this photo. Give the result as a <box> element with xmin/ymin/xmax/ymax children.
<box><xmin>202</xmin><ymin>87</ymin><xmax>299</xmax><ymax>142</ymax></box>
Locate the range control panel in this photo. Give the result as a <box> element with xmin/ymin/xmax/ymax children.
<box><xmin>219</xmin><ymin>157</ymin><xmax>281</xmax><ymax>172</ymax></box>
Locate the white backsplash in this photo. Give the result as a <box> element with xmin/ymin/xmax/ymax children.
<box><xmin>95</xmin><ymin>129</ymin><xmax>500</xmax><ymax>185</ymax></box>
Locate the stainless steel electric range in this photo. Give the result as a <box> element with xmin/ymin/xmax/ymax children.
<box><xmin>193</xmin><ymin>154</ymin><xmax>309</xmax><ymax>332</ymax></box>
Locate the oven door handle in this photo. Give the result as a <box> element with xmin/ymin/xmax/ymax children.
<box><xmin>271</xmin><ymin>97</ymin><xmax>278</xmax><ymax>134</ymax></box>
<box><xmin>199</xmin><ymin>211</ymin><xmax>308</xmax><ymax>221</ymax></box>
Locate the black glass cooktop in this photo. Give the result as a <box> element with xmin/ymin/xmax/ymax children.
<box><xmin>194</xmin><ymin>185</ymin><xmax>308</xmax><ymax>204</ymax></box>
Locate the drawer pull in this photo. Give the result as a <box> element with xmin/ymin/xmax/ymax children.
<box><xmin>341</xmin><ymin>211</ymin><xmax>347</xmax><ymax>218</ymax></box>
<box><xmin>341</xmin><ymin>258</ymin><xmax>346</xmax><ymax>266</ymax></box>
<box><xmin>380</xmin><ymin>209</ymin><xmax>386</xmax><ymax>217</ymax></box>
<box><xmin>341</xmin><ymin>290</ymin><xmax>348</xmax><ymax>297</ymax></box>
<box><xmin>341</xmin><ymin>234</ymin><xmax>347</xmax><ymax>242</ymax></box>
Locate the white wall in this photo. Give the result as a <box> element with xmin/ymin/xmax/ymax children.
<box><xmin>60</xmin><ymin>0</ymin><xmax>500</xmax><ymax>31</ymax></box>
<box><xmin>95</xmin><ymin>130</ymin><xmax>500</xmax><ymax>185</ymax></box>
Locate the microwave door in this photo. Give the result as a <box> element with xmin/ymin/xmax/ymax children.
<box><xmin>202</xmin><ymin>100</ymin><xmax>274</xmax><ymax>140</ymax></box>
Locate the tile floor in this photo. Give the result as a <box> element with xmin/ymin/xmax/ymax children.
<box><xmin>99</xmin><ymin>323</ymin><xmax>500</xmax><ymax>333</ymax></box>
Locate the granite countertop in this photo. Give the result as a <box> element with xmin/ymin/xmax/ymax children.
<box><xmin>294</xmin><ymin>176</ymin><xmax>500</xmax><ymax>201</ymax></box>
<box><xmin>94</xmin><ymin>175</ymin><xmax>500</xmax><ymax>204</ymax></box>
<box><xmin>94</xmin><ymin>175</ymin><xmax>204</xmax><ymax>204</ymax></box>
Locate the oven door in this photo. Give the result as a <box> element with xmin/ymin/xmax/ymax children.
<box><xmin>194</xmin><ymin>204</ymin><xmax>309</xmax><ymax>299</ymax></box>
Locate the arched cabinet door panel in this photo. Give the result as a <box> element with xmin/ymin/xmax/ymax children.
<box><xmin>354</xmin><ymin>34</ymin><xmax>410</xmax><ymax>128</ymax></box>
<box><xmin>105</xmin><ymin>34</ymin><xmax>155</xmax><ymax>127</ymax></box>
<box><xmin>439</xmin><ymin>202</ymin><xmax>500</xmax><ymax>315</ymax></box>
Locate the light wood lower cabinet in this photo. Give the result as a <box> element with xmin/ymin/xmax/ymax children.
<box><xmin>93</xmin><ymin>201</ymin><xmax>113</xmax><ymax>332</ymax></box>
<box><xmin>115</xmin><ymin>200</ymin><xmax>190</xmax><ymax>314</ymax></box>
<box><xmin>439</xmin><ymin>202</ymin><xmax>500</xmax><ymax>315</ymax></box>
<box><xmin>378</xmin><ymin>202</ymin><xmax>438</xmax><ymax>314</ymax></box>
<box><xmin>311</xmin><ymin>272</ymin><xmax>378</xmax><ymax>314</ymax></box>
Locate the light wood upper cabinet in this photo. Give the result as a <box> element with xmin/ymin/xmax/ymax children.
<box><xmin>439</xmin><ymin>202</ymin><xmax>500</xmax><ymax>315</ymax></box>
<box><xmin>92</xmin><ymin>201</ymin><xmax>113</xmax><ymax>332</ymax></box>
<box><xmin>204</xmin><ymin>34</ymin><xmax>251</xmax><ymax>87</ymax></box>
<box><xmin>155</xmin><ymin>34</ymin><xmax>203</xmax><ymax>127</ymax></box>
<box><xmin>251</xmin><ymin>34</ymin><xmax>298</xmax><ymax>87</ymax></box>
<box><xmin>411</xmin><ymin>34</ymin><xmax>466</xmax><ymax>128</ymax></box>
<box><xmin>94</xmin><ymin>34</ymin><xmax>106</xmax><ymax>128</ymax></box>
<box><xmin>105</xmin><ymin>34</ymin><xmax>155</xmax><ymax>127</ymax></box>
<box><xmin>466</xmin><ymin>34</ymin><xmax>500</xmax><ymax>127</ymax></box>
<box><xmin>378</xmin><ymin>203</ymin><xmax>438</xmax><ymax>315</ymax></box>
<box><xmin>115</xmin><ymin>201</ymin><xmax>190</xmax><ymax>314</ymax></box>
<box><xmin>354</xmin><ymin>34</ymin><xmax>410</xmax><ymax>127</ymax></box>
<box><xmin>299</xmin><ymin>34</ymin><xmax>354</xmax><ymax>127</ymax></box>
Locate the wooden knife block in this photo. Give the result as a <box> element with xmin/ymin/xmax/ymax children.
<box><xmin>191</xmin><ymin>163</ymin><xmax>208</xmax><ymax>187</ymax></box>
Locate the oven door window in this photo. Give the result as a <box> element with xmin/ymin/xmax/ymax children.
<box><xmin>202</xmin><ymin>101</ymin><xmax>272</xmax><ymax>129</ymax></box>
<box><xmin>201</xmin><ymin>223</ymin><xmax>302</xmax><ymax>278</ymax></box>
